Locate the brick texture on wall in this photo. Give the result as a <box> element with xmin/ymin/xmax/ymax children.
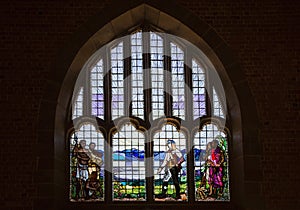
<box><xmin>178</xmin><ymin>1</ymin><xmax>299</xmax><ymax>209</ymax></box>
<box><xmin>0</xmin><ymin>0</ymin><xmax>299</xmax><ymax>209</ymax></box>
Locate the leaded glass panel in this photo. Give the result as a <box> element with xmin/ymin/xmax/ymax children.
<box><xmin>213</xmin><ymin>87</ymin><xmax>225</xmax><ymax>118</ymax></box>
<box><xmin>111</xmin><ymin>42</ymin><xmax>124</xmax><ymax>120</ymax></box>
<box><xmin>112</xmin><ymin>124</ymin><xmax>146</xmax><ymax>201</ymax></box>
<box><xmin>72</xmin><ymin>87</ymin><xmax>83</xmax><ymax>119</ymax></box>
<box><xmin>194</xmin><ymin>124</ymin><xmax>229</xmax><ymax>201</ymax></box>
<box><xmin>153</xmin><ymin>124</ymin><xmax>187</xmax><ymax>201</ymax></box>
<box><xmin>150</xmin><ymin>32</ymin><xmax>165</xmax><ymax>119</ymax></box>
<box><xmin>192</xmin><ymin>59</ymin><xmax>206</xmax><ymax>119</ymax></box>
<box><xmin>70</xmin><ymin>124</ymin><xmax>105</xmax><ymax>201</ymax></box>
<box><xmin>131</xmin><ymin>32</ymin><xmax>144</xmax><ymax>119</ymax></box>
<box><xmin>91</xmin><ymin>59</ymin><xmax>104</xmax><ymax>119</ymax></box>
<box><xmin>171</xmin><ymin>43</ymin><xmax>185</xmax><ymax>119</ymax></box>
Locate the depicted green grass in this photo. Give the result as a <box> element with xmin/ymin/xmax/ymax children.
<box><xmin>113</xmin><ymin>180</ymin><xmax>188</xmax><ymax>199</ymax></box>
<box><xmin>154</xmin><ymin>183</ymin><xmax>187</xmax><ymax>195</ymax></box>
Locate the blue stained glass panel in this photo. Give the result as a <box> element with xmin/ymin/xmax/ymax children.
<box><xmin>113</xmin><ymin>124</ymin><xmax>146</xmax><ymax>201</ymax></box>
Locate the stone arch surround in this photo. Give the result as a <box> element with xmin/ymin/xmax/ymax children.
<box><xmin>37</xmin><ymin>0</ymin><xmax>263</xmax><ymax>209</ymax></box>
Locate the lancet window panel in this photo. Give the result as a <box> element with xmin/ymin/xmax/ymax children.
<box><xmin>171</xmin><ymin>43</ymin><xmax>185</xmax><ymax>119</ymax></box>
<box><xmin>150</xmin><ymin>32</ymin><xmax>165</xmax><ymax>120</ymax></box>
<box><xmin>213</xmin><ymin>87</ymin><xmax>225</xmax><ymax>118</ymax></box>
<box><xmin>111</xmin><ymin>42</ymin><xmax>125</xmax><ymax>120</ymax></box>
<box><xmin>69</xmin><ymin>124</ymin><xmax>105</xmax><ymax>201</ymax></box>
<box><xmin>153</xmin><ymin>124</ymin><xmax>187</xmax><ymax>201</ymax></box>
<box><xmin>72</xmin><ymin>87</ymin><xmax>84</xmax><ymax>120</ymax></box>
<box><xmin>112</xmin><ymin>124</ymin><xmax>146</xmax><ymax>201</ymax></box>
<box><xmin>91</xmin><ymin>59</ymin><xmax>105</xmax><ymax>119</ymax></box>
<box><xmin>192</xmin><ymin>59</ymin><xmax>206</xmax><ymax>120</ymax></box>
<box><xmin>193</xmin><ymin>124</ymin><xmax>229</xmax><ymax>201</ymax></box>
<box><xmin>131</xmin><ymin>32</ymin><xmax>145</xmax><ymax>119</ymax></box>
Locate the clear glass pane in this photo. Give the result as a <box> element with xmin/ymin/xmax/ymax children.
<box><xmin>111</xmin><ymin>42</ymin><xmax>124</xmax><ymax>119</ymax></box>
<box><xmin>213</xmin><ymin>87</ymin><xmax>225</xmax><ymax>118</ymax></box>
<box><xmin>131</xmin><ymin>31</ymin><xmax>144</xmax><ymax>119</ymax></box>
<box><xmin>150</xmin><ymin>32</ymin><xmax>165</xmax><ymax>119</ymax></box>
<box><xmin>171</xmin><ymin>43</ymin><xmax>185</xmax><ymax>119</ymax></box>
<box><xmin>72</xmin><ymin>87</ymin><xmax>84</xmax><ymax>119</ymax></box>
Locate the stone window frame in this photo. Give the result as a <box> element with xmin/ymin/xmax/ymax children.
<box><xmin>37</xmin><ymin>1</ymin><xmax>263</xmax><ymax>210</ymax></box>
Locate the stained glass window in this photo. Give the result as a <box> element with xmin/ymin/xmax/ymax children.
<box><xmin>153</xmin><ymin>124</ymin><xmax>187</xmax><ymax>201</ymax></box>
<box><xmin>112</xmin><ymin>124</ymin><xmax>146</xmax><ymax>201</ymax></box>
<box><xmin>194</xmin><ymin>124</ymin><xmax>229</xmax><ymax>201</ymax></box>
<box><xmin>70</xmin><ymin>124</ymin><xmax>105</xmax><ymax>201</ymax></box>
<box><xmin>69</xmin><ymin>29</ymin><xmax>229</xmax><ymax>203</ymax></box>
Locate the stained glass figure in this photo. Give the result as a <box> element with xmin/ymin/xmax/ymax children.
<box><xmin>154</xmin><ymin>124</ymin><xmax>187</xmax><ymax>201</ymax></box>
<box><xmin>194</xmin><ymin>124</ymin><xmax>229</xmax><ymax>201</ymax></box>
<box><xmin>69</xmin><ymin>124</ymin><xmax>105</xmax><ymax>201</ymax></box>
<box><xmin>112</xmin><ymin>124</ymin><xmax>146</xmax><ymax>201</ymax></box>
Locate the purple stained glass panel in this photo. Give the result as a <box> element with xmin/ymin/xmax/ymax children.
<box><xmin>193</xmin><ymin>94</ymin><xmax>205</xmax><ymax>102</ymax></box>
<box><xmin>92</xmin><ymin>94</ymin><xmax>104</xmax><ymax>116</ymax></box>
<box><xmin>111</xmin><ymin>95</ymin><xmax>124</xmax><ymax>109</ymax></box>
<box><xmin>193</xmin><ymin>94</ymin><xmax>206</xmax><ymax>118</ymax></box>
<box><xmin>172</xmin><ymin>96</ymin><xmax>185</xmax><ymax>109</ymax></box>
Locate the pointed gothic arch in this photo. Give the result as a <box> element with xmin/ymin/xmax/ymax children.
<box><xmin>37</xmin><ymin>1</ymin><xmax>263</xmax><ymax>209</ymax></box>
